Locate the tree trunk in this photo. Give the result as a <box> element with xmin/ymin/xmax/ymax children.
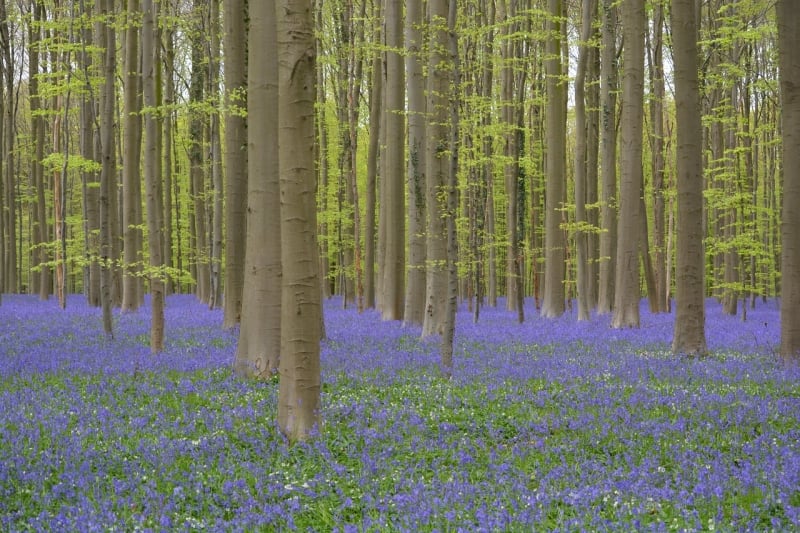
<box><xmin>235</xmin><ymin>0</ymin><xmax>282</xmax><ymax>379</ymax></box>
<box><xmin>97</xmin><ymin>0</ymin><xmax>116</xmax><ymax>336</ymax></box>
<box><xmin>162</xmin><ymin>22</ymin><xmax>176</xmax><ymax>295</ymax></box>
<box><xmin>441</xmin><ymin>0</ymin><xmax>459</xmax><ymax>377</ymax></box>
<box><xmin>209</xmin><ymin>0</ymin><xmax>224</xmax><ymax>310</ymax></box>
<box><xmin>777</xmin><ymin>0</ymin><xmax>800</xmax><ymax>364</ymax></box>
<box><xmin>121</xmin><ymin>0</ymin><xmax>142</xmax><ymax>312</ymax></box>
<box><xmin>421</xmin><ymin>0</ymin><xmax>451</xmax><ymax>338</ymax></box>
<box><xmin>597</xmin><ymin>0</ymin><xmax>618</xmax><ymax>315</ymax></box>
<box><xmin>190</xmin><ymin>0</ymin><xmax>210</xmax><ymax>303</ymax></box>
<box><xmin>222</xmin><ymin>0</ymin><xmax>247</xmax><ymax>325</ymax></box>
<box><xmin>648</xmin><ymin>3</ymin><xmax>668</xmax><ymax>312</ymax></box>
<box><xmin>672</xmin><ymin>0</ymin><xmax>706</xmax><ymax>355</ymax></box>
<box><xmin>381</xmin><ymin>0</ymin><xmax>405</xmax><ymax>321</ymax></box>
<box><xmin>611</xmin><ymin>0</ymin><xmax>645</xmax><ymax>329</ymax></box>
<box><xmin>142</xmin><ymin>0</ymin><xmax>165</xmax><ymax>352</ymax></box>
<box><xmin>276</xmin><ymin>0</ymin><xmax>322</xmax><ymax>442</ymax></box>
<box><xmin>541</xmin><ymin>0</ymin><xmax>566</xmax><ymax>318</ymax></box>
<box><xmin>364</xmin><ymin>1</ymin><xmax>381</xmax><ymax>310</ymax></box>
<box><xmin>573</xmin><ymin>0</ymin><xmax>596</xmax><ymax>321</ymax></box>
<box><xmin>28</xmin><ymin>1</ymin><xmax>50</xmax><ymax>300</ymax></box>
<box><xmin>403</xmin><ymin>0</ymin><xmax>426</xmax><ymax>326</ymax></box>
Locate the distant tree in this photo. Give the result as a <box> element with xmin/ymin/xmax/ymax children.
<box><xmin>777</xmin><ymin>0</ymin><xmax>800</xmax><ymax>364</ymax></box>
<box><xmin>611</xmin><ymin>0</ymin><xmax>645</xmax><ymax>329</ymax></box>
<box><xmin>276</xmin><ymin>0</ymin><xmax>322</xmax><ymax>441</ymax></box>
<box><xmin>234</xmin><ymin>0</ymin><xmax>281</xmax><ymax>379</ymax></box>
<box><xmin>671</xmin><ymin>0</ymin><xmax>707</xmax><ymax>355</ymax></box>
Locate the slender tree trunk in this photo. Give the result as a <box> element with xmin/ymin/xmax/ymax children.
<box><xmin>441</xmin><ymin>0</ymin><xmax>459</xmax><ymax>377</ymax></box>
<box><xmin>777</xmin><ymin>0</ymin><xmax>800</xmax><ymax>364</ymax></box>
<box><xmin>190</xmin><ymin>0</ymin><xmax>210</xmax><ymax>303</ymax></box>
<box><xmin>672</xmin><ymin>0</ymin><xmax>706</xmax><ymax>355</ymax></box>
<box><xmin>0</xmin><ymin>0</ymin><xmax>16</xmax><ymax>294</ymax></box>
<box><xmin>541</xmin><ymin>0</ymin><xmax>566</xmax><ymax>318</ymax></box>
<box><xmin>364</xmin><ymin>1</ymin><xmax>381</xmax><ymax>310</ymax></box>
<box><xmin>611</xmin><ymin>0</ymin><xmax>645</xmax><ymax>329</ymax></box>
<box><xmin>235</xmin><ymin>0</ymin><xmax>281</xmax><ymax>379</ymax></box>
<box><xmin>573</xmin><ymin>0</ymin><xmax>596</xmax><ymax>321</ymax></box>
<box><xmin>403</xmin><ymin>0</ymin><xmax>426</xmax><ymax>325</ymax></box>
<box><xmin>648</xmin><ymin>3</ymin><xmax>668</xmax><ymax>312</ymax></box>
<box><xmin>208</xmin><ymin>0</ymin><xmax>224</xmax><ymax>310</ymax></box>
<box><xmin>597</xmin><ymin>0</ymin><xmax>618</xmax><ymax>314</ymax></box>
<box><xmin>28</xmin><ymin>1</ymin><xmax>50</xmax><ymax>300</ymax></box>
<box><xmin>98</xmin><ymin>0</ymin><xmax>116</xmax><ymax>336</ymax></box>
<box><xmin>276</xmin><ymin>0</ymin><xmax>322</xmax><ymax>442</ymax></box>
<box><xmin>162</xmin><ymin>22</ymin><xmax>176</xmax><ymax>295</ymax></box>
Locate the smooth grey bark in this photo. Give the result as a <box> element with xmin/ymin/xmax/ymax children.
<box><xmin>541</xmin><ymin>0</ymin><xmax>566</xmax><ymax>318</ymax></box>
<box><xmin>276</xmin><ymin>0</ymin><xmax>322</xmax><ymax>442</ymax></box>
<box><xmin>597</xmin><ymin>0</ymin><xmax>618</xmax><ymax>315</ymax></box>
<box><xmin>234</xmin><ymin>0</ymin><xmax>281</xmax><ymax>379</ymax></box>
<box><xmin>403</xmin><ymin>0</ymin><xmax>426</xmax><ymax>326</ymax></box>
<box><xmin>777</xmin><ymin>0</ymin><xmax>800</xmax><ymax>364</ymax></box>
<box><xmin>222</xmin><ymin>0</ymin><xmax>248</xmax><ymax>326</ymax></box>
<box><xmin>421</xmin><ymin>0</ymin><xmax>450</xmax><ymax>338</ymax></box>
<box><xmin>121</xmin><ymin>0</ymin><xmax>143</xmax><ymax>312</ymax></box>
<box><xmin>573</xmin><ymin>0</ymin><xmax>596</xmax><ymax>321</ymax></box>
<box><xmin>381</xmin><ymin>0</ymin><xmax>405</xmax><ymax>321</ymax></box>
<box><xmin>671</xmin><ymin>0</ymin><xmax>706</xmax><ymax>355</ymax></box>
<box><xmin>142</xmin><ymin>0</ymin><xmax>165</xmax><ymax>352</ymax></box>
<box><xmin>611</xmin><ymin>0</ymin><xmax>644</xmax><ymax>329</ymax></box>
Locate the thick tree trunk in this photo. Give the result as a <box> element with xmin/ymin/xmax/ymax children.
<box><xmin>121</xmin><ymin>0</ymin><xmax>142</xmax><ymax>312</ymax></box>
<box><xmin>403</xmin><ymin>0</ymin><xmax>426</xmax><ymax>326</ymax></box>
<box><xmin>222</xmin><ymin>0</ymin><xmax>248</xmax><ymax>326</ymax></box>
<box><xmin>541</xmin><ymin>0</ymin><xmax>566</xmax><ymax>318</ymax></box>
<box><xmin>671</xmin><ymin>0</ymin><xmax>706</xmax><ymax>355</ymax></box>
<box><xmin>421</xmin><ymin>0</ymin><xmax>451</xmax><ymax>338</ymax></box>
<box><xmin>777</xmin><ymin>0</ymin><xmax>800</xmax><ymax>364</ymax></box>
<box><xmin>234</xmin><ymin>0</ymin><xmax>282</xmax><ymax>379</ymax></box>
<box><xmin>276</xmin><ymin>0</ymin><xmax>322</xmax><ymax>441</ymax></box>
<box><xmin>381</xmin><ymin>0</ymin><xmax>405</xmax><ymax>321</ymax></box>
<box><xmin>611</xmin><ymin>0</ymin><xmax>645</xmax><ymax>329</ymax></box>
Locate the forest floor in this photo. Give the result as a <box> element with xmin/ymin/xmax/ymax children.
<box><xmin>1</xmin><ymin>294</ymin><xmax>798</xmax><ymax>531</ymax></box>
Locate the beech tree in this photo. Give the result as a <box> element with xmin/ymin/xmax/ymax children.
<box><xmin>671</xmin><ymin>0</ymin><xmax>707</xmax><ymax>355</ymax></box>
<box><xmin>222</xmin><ymin>0</ymin><xmax>248</xmax><ymax>328</ymax></box>
<box><xmin>234</xmin><ymin>0</ymin><xmax>281</xmax><ymax>379</ymax></box>
<box><xmin>541</xmin><ymin>0</ymin><xmax>567</xmax><ymax>318</ymax></box>
<box><xmin>611</xmin><ymin>0</ymin><xmax>645</xmax><ymax>329</ymax></box>
<box><xmin>777</xmin><ymin>0</ymin><xmax>800</xmax><ymax>364</ymax></box>
<box><xmin>276</xmin><ymin>0</ymin><xmax>322</xmax><ymax>441</ymax></box>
